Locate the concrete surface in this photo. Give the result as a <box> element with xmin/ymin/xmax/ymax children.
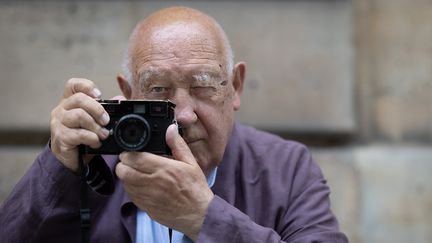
<box><xmin>2</xmin><ymin>1</ymin><xmax>432</xmax><ymax>243</ymax></box>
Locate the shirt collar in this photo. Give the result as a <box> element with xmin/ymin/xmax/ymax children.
<box><xmin>207</xmin><ymin>167</ymin><xmax>217</xmax><ymax>188</ymax></box>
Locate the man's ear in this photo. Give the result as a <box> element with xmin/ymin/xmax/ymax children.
<box><xmin>117</xmin><ymin>74</ymin><xmax>132</xmax><ymax>99</ymax></box>
<box><xmin>232</xmin><ymin>62</ymin><xmax>246</xmax><ymax>111</ymax></box>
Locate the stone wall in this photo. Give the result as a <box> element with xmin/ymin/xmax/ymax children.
<box><xmin>1</xmin><ymin>1</ymin><xmax>431</xmax><ymax>242</ymax></box>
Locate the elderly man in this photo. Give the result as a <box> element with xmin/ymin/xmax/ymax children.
<box><xmin>0</xmin><ymin>6</ymin><xmax>348</xmax><ymax>243</ymax></box>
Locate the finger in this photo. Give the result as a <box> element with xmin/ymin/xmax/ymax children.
<box><xmin>115</xmin><ymin>162</ymin><xmax>152</xmax><ymax>186</ymax></box>
<box><xmin>63</xmin><ymin>78</ymin><xmax>101</xmax><ymax>99</ymax></box>
<box><xmin>62</xmin><ymin>93</ymin><xmax>110</xmax><ymax>126</ymax></box>
<box><xmin>119</xmin><ymin>151</ymin><xmax>165</xmax><ymax>174</ymax></box>
<box><xmin>62</xmin><ymin>126</ymin><xmax>102</xmax><ymax>149</ymax></box>
<box><xmin>165</xmin><ymin>124</ymin><xmax>197</xmax><ymax>165</ymax></box>
<box><xmin>61</xmin><ymin>108</ymin><xmax>109</xmax><ymax>140</ymax></box>
<box><xmin>110</xmin><ymin>95</ymin><xmax>127</xmax><ymax>100</ymax></box>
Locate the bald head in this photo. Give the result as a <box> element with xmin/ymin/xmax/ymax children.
<box><xmin>116</xmin><ymin>7</ymin><xmax>245</xmax><ymax>176</ymax></box>
<box><xmin>135</xmin><ymin>6</ymin><xmax>220</xmax><ymax>32</ymax></box>
<box><xmin>122</xmin><ymin>7</ymin><xmax>234</xmax><ymax>84</ymax></box>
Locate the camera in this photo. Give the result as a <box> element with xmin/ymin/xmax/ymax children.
<box><xmin>84</xmin><ymin>99</ymin><xmax>177</xmax><ymax>155</ymax></box>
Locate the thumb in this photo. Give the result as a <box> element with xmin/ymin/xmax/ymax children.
<box><xmin>110</xmin><ymin>95</ymin><xmax>126</xmax><ymax>100</ymax></box>
<box><xmin>165</xmin><ymin>124</ymin><xmax>197</xmax><ymax>165</ymax></box>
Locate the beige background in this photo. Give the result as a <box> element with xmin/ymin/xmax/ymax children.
<box><xmin>1</xmin><ymin>1</ymin><xmax>432</xmax><ymax>242</ymax></box>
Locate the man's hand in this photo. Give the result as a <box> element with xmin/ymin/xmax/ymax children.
<box><xmin>50</xmin><ymin>78</ymin><xmax>110</xmax><ymax>173</ymax></box>
<box><xmin>115</xmin><ymin>124</ymin><xmax>215</xmax><ymax>241</ymax></box>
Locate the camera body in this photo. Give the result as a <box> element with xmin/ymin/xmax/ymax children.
<box><xmin>84</xmin><ymin>99</ymin><xmax>176</xmax><ymax>155</ymax></box>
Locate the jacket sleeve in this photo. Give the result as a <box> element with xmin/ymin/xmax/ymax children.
<box><xmin>198</xmin><ymin>194</ymin><xmax>348</xmax><ymax>243</ymax></box>
<box><xmin>0</xmin><ymin>144</ymin><xmax>82</xmax><ymax>243</ymax></box>
<box><xmin>197</xmin><ymin>143</ymin><xmax>349</xmax><ymax>243</ymax></box>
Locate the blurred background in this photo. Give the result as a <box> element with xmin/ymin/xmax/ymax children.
<box><xmin>0</xmin><ymin>1</ymin><xmax>431</xmax><ymax>242</ymax></box>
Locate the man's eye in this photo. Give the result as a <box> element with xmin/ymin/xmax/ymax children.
<box><xmin>150</xmin><ymin>87</ymin><xmax>168</xmax><ymax>93</ymax></box>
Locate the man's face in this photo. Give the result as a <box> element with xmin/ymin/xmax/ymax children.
<box><xmin>127</xmin><ymin>23</ymin><xmax>237</xmax><ymax>175</ymax></box>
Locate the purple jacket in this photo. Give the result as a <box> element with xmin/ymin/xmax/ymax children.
<box><xmin>0</xmin><ymin>123</ymin><xmax>348</xmax><ymax>242</ymax></box>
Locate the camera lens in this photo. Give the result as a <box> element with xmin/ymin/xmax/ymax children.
<box><xmin>114</xmin><ymin>114</ymin><xmax>151</xmax><ymax>151</ymax></box>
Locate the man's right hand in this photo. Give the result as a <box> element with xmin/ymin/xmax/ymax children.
<box><xmin>50</xmin><ymin>78</ymin><xmax>110</xmax><ymax>173</ymax></box>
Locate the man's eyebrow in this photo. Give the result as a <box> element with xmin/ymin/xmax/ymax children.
<box><xmin>191</xmin><ymin>71</ymin><xmax>221</xmax><ymax>82</ymax></box>
<box><xmin>138</xmin><ymin>68</ymin><xmax>164</xmax><ymax>84</ymax></box>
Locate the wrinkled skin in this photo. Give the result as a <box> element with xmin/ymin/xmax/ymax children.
<box><xmin>50</xmin><ymin>7</ymin><xmax>245</xmax><ymax>240</ymax></box>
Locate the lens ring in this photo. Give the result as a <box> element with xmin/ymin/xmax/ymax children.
<box><xmin>114</xmin><ymin>114</ymin><xmax>151</xmax><ymax>151</ymax></box>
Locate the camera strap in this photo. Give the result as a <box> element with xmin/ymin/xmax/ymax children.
<box><xmin>79</xmin><ymin>146</ymin><xmax>91</xmax><ymax>243</ymax></box>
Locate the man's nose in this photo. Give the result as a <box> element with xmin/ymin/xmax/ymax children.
<box><xmin>172</xmin><ymin>89</ymin><xmax>198</xmax><ymax>127</ymax></box>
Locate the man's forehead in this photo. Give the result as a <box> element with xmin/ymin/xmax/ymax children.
<box><xmin>138</xmin><ymin>65</ymin><xmax>222</xmax><ymax>82</ymax></box>
<box><xmin>135</xmin><ymin>45</ymin><xmax>220</xmax><ymax>64</ymax></box>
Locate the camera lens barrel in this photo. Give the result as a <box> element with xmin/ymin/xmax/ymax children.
<box><xmin>114</xmin><ymin>114</ymin><xmax>151</xmax><ymax>151</ymax></box>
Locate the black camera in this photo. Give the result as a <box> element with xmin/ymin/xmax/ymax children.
<box><xmin>84</xmin><ymin>100</ymin><xmax>176</xmax><ymax>155</ymax></box>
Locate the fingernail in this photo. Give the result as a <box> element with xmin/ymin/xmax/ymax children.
<box><xmin>101</xmin><ymin>113</ymin><xmax>110</xmax><ymax>125</ymax></box>
<box><xmin>172</xmin><ymin>123</ymin><xmax>179</xmax><ymax>134</ymax></box>
<box><xmin>92</xmin><ymin>88</ymin><xmax>102</xmax><ymax>98</ymax></box>
<box><xmin>100</xmin><ymin>128</ymin><xmax>110</xmax><ymax>139</ymax></box>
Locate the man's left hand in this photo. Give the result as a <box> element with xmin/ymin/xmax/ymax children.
<box><xmin>115</xmin><ymin>124</ymin><xmax>214</xmax><ymax>241</ymax></box>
